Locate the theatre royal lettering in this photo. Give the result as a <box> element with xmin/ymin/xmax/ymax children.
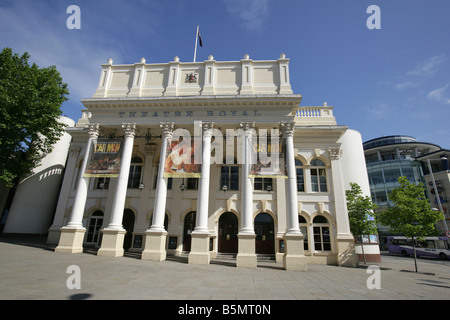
<box><xmin>118</xmin><ymin>110</ymin><xmax>262</xmax><ymax>118</ymax></box>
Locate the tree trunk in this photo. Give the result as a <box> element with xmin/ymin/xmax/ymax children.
<box><xmin>361</xmin><ymin>241</ymin><xmax>367</xmax><ymax>264</ymax></box>
<box><xmin>412</xmin><ymin>236</ymin><xmax>418</xmax><ymax>273</ymax></box>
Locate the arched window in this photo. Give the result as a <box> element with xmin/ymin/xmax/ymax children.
<box><xmin>313</xmin><ymin>215</ymin><xmax>331</xmax><ymax>251</ymax></box>
<box><xmin>86</xmin><ymin>210</ymin><xmax>103</xmax><ymax>244</ymax></box>
<box><xmin>295</xmin><ymin>159</ymin><xmax>305</xmax><ymax>192</ymax></box>
<box><xmin>128</xmin><ymin>156</ymin><xmax>143</xmax><ymax>188</ymax></box>
<box><xmin>298</xmin><ymin>215</ymin><xmax>308</xmax><ymax>250</ymax></box>
<box><xmin>310</xmin><ymin>159</ymin><xmax>327</xmax><ymax>192</ymax></box>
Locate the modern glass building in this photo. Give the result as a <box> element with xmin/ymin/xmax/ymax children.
<box><xmin>363</xmin><ymin>135</ymin><xmax>441</xmax><ymax>248</ymax></box>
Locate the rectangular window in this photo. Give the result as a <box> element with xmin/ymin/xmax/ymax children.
<box><xmin>300</xmin><ymin>226</ymin><xmax>308</xmax><ymax>251</ymax></box>
<box><xmin>313</xmin><ymin>226</ymin><xmax>331</xmax><ymax>251</ymax></box>
<box><xmin>94</xmin><ymin>177</ymin><xmax>110</xmax><ymax>190</ymax></box>
<box><xmin>221</xmin><ymin>166</ymin><xmax>239</xmax><ymax>190</ymax></box>
<box><xmin>254</xmin><ymin>177</ymin><xmax>273</xmax><ymax>191</ymax></box>
<box><xmin>296</xmin><ymin>168</ymin><xmax>305</xmax><ymax>192</ymax></box>
<box><xmin>128</xmin><ymin>165</ymin><xmax>142</xmax><ymax>188</ymax></box>
<box><xmin>311</xmin><ymin>168</ymin><xmax>327</xmax><ymax>192</ymax></box>
<box><xmin>187</xmin><ymin>178</ymin><xmax>199</xmax><ymax>190</ymax></box>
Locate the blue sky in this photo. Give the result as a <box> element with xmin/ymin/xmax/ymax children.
<box><xmin>1</xmin><ymin>0</ymin><xmax>449</xmax><ymax>148</ymax></box>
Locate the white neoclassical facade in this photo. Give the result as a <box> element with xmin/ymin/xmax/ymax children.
<box><xmin>49</xmin><ymin>54</ymin><xmax>375</xmax><ymax>269</ymax></box>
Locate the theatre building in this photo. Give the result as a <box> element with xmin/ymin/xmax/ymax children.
<box><xmin>49</xmin><ymin>54</ymin><xmax>377</xmax><ymax>269</ymax></box>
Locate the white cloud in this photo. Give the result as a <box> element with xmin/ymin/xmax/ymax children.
<box><xmin>428</xmin><ymin>84</ymin><xmax>450</xmax><ymax>105</ymax></box>
<box><xmin>365</xmin><ymin>101</ymin><xmax>391</xmax><ymax>120</ymax></box>
<box><xmin>394</xmin><ymin>80</ymin><xmax>416</xmax><ymax>90</ymax></box>
<box><xmin>406</xmin><ymin>54</ymin><xmax>445</xmax><ymax>77</ymax></box>
<box><xmin>222</xmin><ymin>0</ymin><xmax>270</xmax><ymax>33</ymax></box>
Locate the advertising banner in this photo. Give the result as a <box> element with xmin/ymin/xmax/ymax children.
<box><xmin>249</xmin><ymin>134</ymin><xmax>287</xmax><ymax>178</ymax></box>
<box><xmin>163</xmin><ymin>138</ymin><xmax>201</xmax><ymax>178</ymax></box>
<box><xmin>84</xmin><ymin>139</ymin><xmax>123</xmax><ymax>177</ymax></box>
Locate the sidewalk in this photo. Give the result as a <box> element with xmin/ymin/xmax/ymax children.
<box><xmin>0</xmin><ymin>236</ymin><xmax>449</xmax><ymax>300</ymax></box>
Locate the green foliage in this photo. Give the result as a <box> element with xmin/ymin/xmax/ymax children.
<box><xmin>376</xmin><ymin>176</ymin><xmax>444</xmax><ymax>239</ymax></box>
<box><xmin>0</xmin><ymin>47</ymin><xmax>69</xmax><ymax>187</ymax></box>
<box><xmin>346</xmin><ymin>182</ymin><xmax>378</xmax><ymax>237</ymax></box>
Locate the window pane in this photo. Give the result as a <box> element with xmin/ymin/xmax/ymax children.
<box><xmin>263</xmin><ymin>178</ymin><xmax>273</xmax><ymax>190</ymax></box>
<box><xmin>311</xmin><ymin>169</ymin><xmax>319</xmax><ymax>192</ymax></box>
<box><xmin>254</xmin><ymin>177</ymin><xmax>263</xmax><ymax>190</ymax></box>
<box><xmin>311</xmin><ymin>159</ymin><xmax>325</xmax><ymax>166</ymax></box>
<box><xmin>296</xmin><ymin>168</ymin><xmax>304</xmax><ymax>192</ymax></box>
<box><xmin>230</xmin><ymin>166</ymin><xmax>239</xmax><ymax>190</ymax></box>
<box><xmin>319</xmin><ymin>170</ymin><xmax>327</xmax><ymax>192</ymax></box>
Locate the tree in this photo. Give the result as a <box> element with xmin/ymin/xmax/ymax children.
<box><xmin>0</xmin><ymin>47</ymin><xmax>69</xmax><ymax>187</ymax></box>
<box><xmin>377</xmin><ymin>176</ymin><xmax>444</xmax><ymax>272</ymax></box>
<box><xmin>346</xmin><ymin>182</ymin><xmax>378</xmax><ymax>264</ymax></box>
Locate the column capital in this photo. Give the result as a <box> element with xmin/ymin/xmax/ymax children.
<box><xmin>122</xmin><ymin>123</ymin><xmax>137</xmax><ymax>138</ymax></box>
<box><xmin>87</xmin><ymin>123</ymin><xmax>100</xmax><ymax>138</ymax></box>
<box><xmin>160</xmin><ymin>122</ymin><xmax>174</xmax><ymax>138</ymax></box>
<box><xmin>280</xmin><ymin>121</ymin><xmax>295</xmax><ymax>137</ymax></box>
<box><xmin>201</xmin><ymin>121</ymin><xmax>214</xmax><ymax>132</ymax></box>
<box><xmin>240</xmin><ymin>121</ymin><xmax>255</xmax><ymax>131</ymax></box>
<box><xmin>328</xmin><ymin>147</ymin><xmax>341</xmax><ymax>160</ymax></box>
<box><xmin>201</xmin><ymin>121</ymin><xmax>214</xmax><ymax>138</ymax></box>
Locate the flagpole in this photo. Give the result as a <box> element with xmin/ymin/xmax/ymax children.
<box><xmin>193</xmin><ymin>25</ymin><xmax>199</xmax><ymax>63</ymax></box>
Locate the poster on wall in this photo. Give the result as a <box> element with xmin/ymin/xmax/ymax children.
<box><xmin>249</xmin><ymin>135</ymin><xmax>287</xmax><ymax>178</ymax></box>
<box><xmin>84</xmin><ymin>139</ymin><xmax>123</xmax><ymax>177</ymax></box>
<box><xmin>163</xmin><ymin>138</ymin><xmax>201</xmax><ymax>178</ymax></box>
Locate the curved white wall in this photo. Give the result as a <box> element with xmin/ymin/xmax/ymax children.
<box><xmin>3</xmin><ymin>116</ymin><xmax>75</xmax><ymax>234</ymax></box>
<box><xmin>339</xmin><ymin>129</ymin><xmax>371</xmax><ymax>197</ymax></box>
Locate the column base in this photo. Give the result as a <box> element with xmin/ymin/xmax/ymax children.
<box><xmin>141</xmin><ymin>230</ymin><xmax>168</xmax><ymax>261</ymax></box>
<box><xmin>188</xmin><ymin>232</ymin><xmax>210</xmax><ymax>265</ymax></box>
<box><xmin>47</xmin><ymin>226</ymin><xmax>62</xmax><ymax>245</ymax></box>
<box><xmin>336</xmin><ymin>235</ymin><xmax>359</xmax><ymax>267</ymax></box>
<box><xmin>54</xmin><ymin>227</ymin><xmax>86</xmax><ymax>254</ymax></box>
<box><xmin>283</xmin><ymin>233</ymin><xmax>307</xmax><ymax>271</ymax></box>
<box><xmin>236</xmin><ymin>233</ymin><xmax>257</xmax><ymax>268</ymax></box>
<box><xmin>97</xmin><ymin>229</ymin><xmax>126</xmax><ymax>257</ymax></box>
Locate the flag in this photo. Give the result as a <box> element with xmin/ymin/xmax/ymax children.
<box><xmin>198</xmin><ymin>29</ymin><xmax>203</xmax><ymax>47</ymax></box>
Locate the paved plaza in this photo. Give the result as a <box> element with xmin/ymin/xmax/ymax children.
<box><xmin>0</xmin><ymin>236</ymin><xmax>449</xmax><ymax>301</ymax></box>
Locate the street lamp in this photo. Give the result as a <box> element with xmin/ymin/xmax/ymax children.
<box><xmin>427</xmin><ymin>157</ymin><xmax>449</xmax><ymax>234</ymax></box>
<box><xmin>179</xmin><ymin>178</ymin><xmax>186</xmax><ymax>192</ymax></box>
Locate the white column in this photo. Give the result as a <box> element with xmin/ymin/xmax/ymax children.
<box><xmin>104</xmin><ymin>123</ymin><xmax>136</xmax><ymax>230</ymax></box>
<box><xmin>280</xmin><ymin>121</ymin><xmax>307</xmax><ymax>271</ymax></box>
<box><xmin>240</xmin><ymin>122</ymin><xmax>256</xmax><ymax>234</ymax></box>
<box><xmin>97</xmin><ymin>123</ymin><xmax>136</xmax><ymax>257</ymax></box>
<box><xmin>282</xmin><ymin>121</ymin><xmax>302</xmax><ymax>236</ymax></box>
<box><xmin>55</xmin><ymin>124</ymin><xmax>99</xmax><ymax>253</ymax></box>
<box><xmin>141</xmin><ymin>122</ymin><xmax>174</xmax><ymax>261</ymax></box>
<box><xmin>67</xmin><ymin>124</ymin><xmax>99</xmax><ymax>228</ymax></box>
<box><xmin>47</xmin><ymin>146</ymin><xmax>81</xmax><ymax>244</ymax></box>
<box><xmin>150</xmin><ymin>122</ymin><xmax>174</xmax><ymax>232</ymax></box>
<box><xmin>328</xmin><ymin>147</ymin><xmax>358</xmax><ymax>267</ymax></box>
<box><xmin>189</xmin><ymin>122</ymin><xmax>213</xmax><ymax>265</ymax></box>
<box><xmin>236</xmin><ymin>121</ymin><xmax>257</xmax><ymax>268</ymax></box>
<box><xmin>194</xmin><ymin>122</ymin><xmax>214</xmax><ymax>233</ymax></box>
